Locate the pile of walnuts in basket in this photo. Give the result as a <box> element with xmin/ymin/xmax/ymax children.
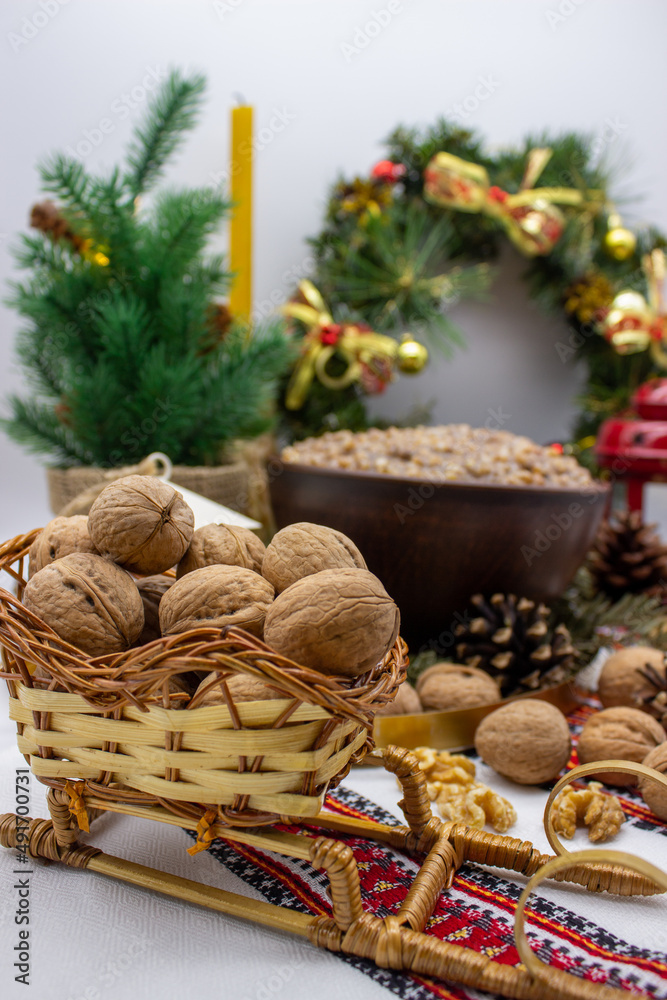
<box><xmin>23</xmin><ymin>476</ymin><xmax>400</xmax><ymax>687</ymax></box>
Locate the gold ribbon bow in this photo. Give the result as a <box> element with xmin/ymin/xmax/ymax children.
<box><xmin>598</xmin><ymin>250</ymin><xmax>667</xmax><ymax>361</ymax></box>
<box><xmin>423</xmin><ymin>148</ymin><xmax>602</xmax><ymax>257</ymax></box>
<box><xmin>280</xmin><ymin>280</ymin><xmax>400</xmax><ymax>410</ymax></box>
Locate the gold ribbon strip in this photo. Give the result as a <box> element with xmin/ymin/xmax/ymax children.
<box><xmin>423</xmin><ymin>148</ymin><xmax>603</xmax><ymax>257</ymax></box>
<box><xmin>64</xmin><ymin>780</ymin><xmax>90</xmax><ymax>833</ymax></box>
<box><xmin>186</xmin><ymin>808</ymin><xmax>218</xmax><ymax>856</ymax></box>
<box><xmin>280</xmin><ymin>280</ymin><xmax>400</xmax><ymax>410</ymax></box>
<box><xmin>598</xmin><ymin>249</ymin><xmax>667</xmax><ymax>360</ymax></box>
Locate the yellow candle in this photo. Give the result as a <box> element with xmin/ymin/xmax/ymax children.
<box><xmin>229</xmin><ymin>105</ymin><xmax>253</xmax><ymax>325</ymax></box>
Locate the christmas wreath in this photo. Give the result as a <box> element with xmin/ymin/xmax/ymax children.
<box><xmin>287</xmin><ymin>119</ymin><xmax>667</xmax><ymax>454</ymax></box>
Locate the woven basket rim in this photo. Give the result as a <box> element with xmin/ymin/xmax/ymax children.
<box><xmin>0</xmin><ymin>529</ymin><xmax>406</xmax><ymax>728</ymax></box>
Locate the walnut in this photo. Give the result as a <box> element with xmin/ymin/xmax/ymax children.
<box><xmin>638</xmin><ymin>743</ymin><xmax>667</xmax><ymax>820</ymax></box>
<box><xmin>88</xmin><ymin>475</ymin><xmax>194</xmax><ymax>575</ymax></box>
<box><xmin>577</xmin><ymin>707</ymin><xmax>667</xmax><ymax>786</ymax></box>
<box><xmin>375</xmin><ymin>681</ymin><xmax>421</xmax><ymax>715</ymax></box>
<box><xmin>263</xmin><ymin>567</ymin><xmax>399</xmax><ymax>678</ymax></box>
<box><xmin>159</xmin><ymin>564</ymin><xmax>274</xmax><ymax>638</ymax></box>
<box><xmin>135</xmin><ymin>574</ymin><xmax>174</xmax><ymax>644</ymax></box>
<box><xmin>474</xmin><ymin>699</ymin><xmax>571</xmax><ymax>785</ymax></box>
<box><xmin>598</xmin><ymin>647</ymin><xmax>667</xmax><ymax>720</ymax></box>
<box><xmin>29</xmin><ymin>515</ymin><xmax>98</xmax><ymax>577</ymax></box>
<box><xmin>192</xmin><ymin>670</ymin><xmax>283</xmax><ymax>707</ymax></box>
<box><xmin>551</xmin><ymin>781</ymin><xmax>625</xmax><ymax>842</ymax></box>
<box><xmin>416</xmin><ymin>663</ymin><xmax>501</xmax><ymax>710</ymax></box>
<box><xmin>23</xmin><ymin>553</ymin><xmax>144</xmax><ymax>657</ymax></box>
<box><xmin>177</xmin><ymin>524</ymin><xmax>265</xmax><ymax>578</ymax></box>
<box><xmin>411</xmin><ymin>747</ymin><xmax>516</xmax><ymax>832</ymax></box>
<box><xmin>261</xmin><ymin>522</ymin><xmax>366</xmax><ymax>594</ymax></box>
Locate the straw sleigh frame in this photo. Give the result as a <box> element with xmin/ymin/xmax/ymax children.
<box><xmin>0</xmin><ymin>528</ymin><xmax>666</xmax><ymax>1000</ymax></box>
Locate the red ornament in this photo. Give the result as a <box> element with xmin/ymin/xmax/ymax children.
<box><xmin>319</xmin><ymin>323</ymin><xmax>342</xmax><ymax>345</ymax></box>
<box><xmin>371</xmin><ymin>160</ymin><xmax>406</xmax><ymax>183</ymax></box>
<box><xmin>488</xmin><ymin>186</ymin><xmax>509</xmax><ymax>203</ymax></box>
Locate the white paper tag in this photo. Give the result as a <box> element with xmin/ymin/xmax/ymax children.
<box><xmin>163</xmin><ymin>480</ymin><xmax>262</xmax><ymax>531</ymax></box>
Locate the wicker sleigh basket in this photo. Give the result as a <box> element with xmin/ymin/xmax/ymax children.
<box><xmin>0</xmin><ymin>529</ymin><xmax>406</xmax><ymax>831</ymax></box>
<box><xmin>3</xmin><ymin>532</ymin><xmax>667</xmax><ymax>1000</ymax></box>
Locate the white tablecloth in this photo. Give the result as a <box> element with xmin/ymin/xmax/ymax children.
<box><xmin>1</xmin><ymin>683</ymin><xmax>666</xmax><ymax>1000</ymax></box>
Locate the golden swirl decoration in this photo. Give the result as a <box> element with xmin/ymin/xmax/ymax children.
<box><xmin>423</xmin><ymin>147</ymin><xmax>603</xmax><ymax>257</ymax></box>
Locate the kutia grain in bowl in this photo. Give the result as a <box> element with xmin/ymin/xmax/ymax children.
<box><xmin>281</xmin><ymin>425</ymin><xmax>594</xmax><ymax>489</ymax></box>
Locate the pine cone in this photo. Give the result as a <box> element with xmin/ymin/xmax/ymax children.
<box><xmin>30</xmin><ymin>200</ymin><xmax>87</xmax><ymax>253</ymax></box>
<box><xmin>454</xmin><ymin>593</ymin><xmax>576</xmax><ymax>696</ymax></box>
<box><xmin>589</xmin><ymin>511</ymin><xmax>667</xmax><ymax>601</ymax></box>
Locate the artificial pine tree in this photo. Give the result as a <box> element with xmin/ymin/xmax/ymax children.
<box><xmin>3</xmin><ymin>70</ymin><xmax>293</xmax><ymax>469</ymax></box>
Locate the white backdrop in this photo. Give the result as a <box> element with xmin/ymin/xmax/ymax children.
<box><xmin>1</xmin><ymin>0</ymin><xmax>667</xmax><ymax>538</ymax></box>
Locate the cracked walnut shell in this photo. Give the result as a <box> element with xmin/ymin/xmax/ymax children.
<box><xmin>577</xmin><ymin>707</ymin><xmax>667</xmax><ymax>786</ymax></box>
<box><xmin>261</xmin><ymin>522</ymin><xmax>366</xmax><ymax>594</ymax></box>
<box><xmin>264</xmin><ymin>567</ymin><xmax>400</xmax><ymax>677</ymax></box>
<box><xmin>88</xmin><ymin>475</ymin><xmax>194</xmax><ymax>575</ymax></box>
<box><xmin>159</xmin><ymin>564</ymin><xmax>274</xmax><ymax>638</ymax></box>
<box><xmin>29</xmin><ymin>515</ymin><xmax>98</xmax><ymax>577</ymax></box>
<box><xmin>177</xmin><ymin>523</ymin><xmax>265</xmax><ymax>578</ymax></box>
<box><xmin>474</xmin><ymin>699</ymin><xmax>571</xmax><ymax>785</ymax></box>
<box><xmin>23</xmin><ymin>552</ymin><xmax>144</xmax><ymax>657</ymax></box>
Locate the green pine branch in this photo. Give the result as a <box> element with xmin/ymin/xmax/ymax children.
<box><xmin>124</xmin><ymin>70</ymin><xmax>205</xmax><ymax>197</ymax></box>
<box><xmin>38</xmin><ymin>153</ymin><xmax>92</xmax><ymax>217</ymax></box>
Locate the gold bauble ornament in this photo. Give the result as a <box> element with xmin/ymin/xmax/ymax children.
<box><xmin>603</xmin><ymin>215</ymin><xmax>637</xmax><ymax>261</ymax></box>
<box><xmin>396</xmin><ymin>335</ymin><xmax>428</xmax><ymax>374</ymax></box>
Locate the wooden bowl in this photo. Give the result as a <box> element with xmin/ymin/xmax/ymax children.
<box><xmin>269</xmin><ymin>461</ymin><xmax>610</xmax><ymax>650</ymax></box>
